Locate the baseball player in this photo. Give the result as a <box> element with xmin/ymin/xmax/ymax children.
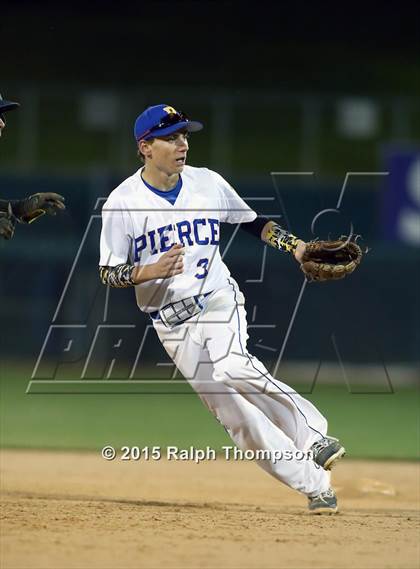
<box><xmin>0</xmin><ymin>94</ymin><xmax>65</xmax><ymax>241</ymax></box>
<box><xmin>99</xmin><ymin>104</ymin><xmax>345</xmax><ymax>514</ymax></box>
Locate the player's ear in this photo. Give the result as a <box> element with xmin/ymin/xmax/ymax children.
<box><xmin>138</xmin><ymin>139</ymin><xmax>153</xmax><ymax>161</ymax></box>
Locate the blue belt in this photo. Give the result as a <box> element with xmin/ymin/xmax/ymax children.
<box><xmin>149</xmin><ymin>291</ymin><xmax>213</xmax><ymax>321</ymax></box>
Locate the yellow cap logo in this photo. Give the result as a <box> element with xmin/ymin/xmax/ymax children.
<box><xmin>163</xmin><ymin>106</ymin><xmax>177</xmax><ymax>115</ymax></box>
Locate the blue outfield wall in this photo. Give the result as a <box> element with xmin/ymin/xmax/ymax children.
<box><xmin>0</xmin><ymin>173</ymin><xmax>418</xmax><ymax>365</ymax></box>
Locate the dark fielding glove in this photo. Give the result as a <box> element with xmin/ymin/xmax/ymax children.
<box><xmin>300</xmin><ymin>238</ymin><xmax>363</xmax><ymax>282</ymax></box>
<box><xmin>0</xmin><ymin>204</ymin><xmax>16</xmax><ymax>240</ymax></box>
<box><xmin>12</xmin><ymin>193</ymin><xmax>66</xmax><ymax>224</ymax></box>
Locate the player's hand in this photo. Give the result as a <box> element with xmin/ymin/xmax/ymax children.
<box><xmin>0</xmin><ymin>206</ymin><xmax>16</xmax><ymax>240</ymax></box>
<box><xmin>153</xmin><ymin>244</ymin><xmax>185</xmax><ymax>278</ymax></box>
<box><xmin>132</xmin><ymin>244</ymin><xmax>185</xmax><ymax>284</ymax></box>
<box><xmin>13</xmin><ymin>192</ymin><xmax>66</xmax><ymax>223</ymax></box>
<box><xmin>293</xmin><ymin>240</ymin><xmax>306</xmax><ymax>264</ymax></box>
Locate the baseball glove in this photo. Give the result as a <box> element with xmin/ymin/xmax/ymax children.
<box><xmin>11</xmin><ymin>193</ymin><xmax>65</xmax><ymax>224</ymax></box>
<box><xmin>300</xmin><ymin>238</ymin><xmax>363</xmax><ymax>282</ymax></box>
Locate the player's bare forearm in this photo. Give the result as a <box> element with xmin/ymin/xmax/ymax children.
<box><xmin>132</xmin><ymin>263</ymin><xmax>181</xmax><ymax>284</ymax></box>
<box><xmin>293</xmin><ymin>240</ymin><xmax>306</xmax><ymax>263</ymax></box>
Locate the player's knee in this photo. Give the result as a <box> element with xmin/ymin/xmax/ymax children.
<box><xmin>213</xmin><ymin>353</ymin><xmax>254</xmax><ymax>383</ymax></box>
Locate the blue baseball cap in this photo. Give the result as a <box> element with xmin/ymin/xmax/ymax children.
<box><xmin>0</xmin><ymin>93</ymin><xmax>20</xmax><ymax>114</ymax></box>
<box><xmin>134</xmin><ymin>104</ymin><xmax>203</xmax><ymax>141</ymax></box>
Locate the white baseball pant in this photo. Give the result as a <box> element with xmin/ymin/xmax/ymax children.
<box><xmin>152</xmin><ymin>277</ymin><xmax>331</xmax><ymax>497</ymax></box>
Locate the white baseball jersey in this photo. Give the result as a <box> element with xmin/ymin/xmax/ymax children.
<box><xmin>99</xmin><ymin>165</ymin><xmax>257</xmax><ymax>312</ymax></box>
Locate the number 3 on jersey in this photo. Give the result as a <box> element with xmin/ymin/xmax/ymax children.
<box><xmin>195</xmin><ymin>258</ymin><xmax>209</xmax><ymax>279</ymax></box>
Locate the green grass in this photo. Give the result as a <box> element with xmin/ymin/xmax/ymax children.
<box><xmin>1</xmin><ymin>363</ymin><xmax>419</xmax><ymax>459</ymax></box>
<box><xmin>308</xmin><ymin>385</ymin><xmax>419</xmax><ymax>460</ymax></box>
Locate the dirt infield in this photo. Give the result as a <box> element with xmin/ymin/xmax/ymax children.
<box><xmin>1</xmin><ymin>450</ymin><xmax>419</xmax><ymax>569</ymax></box>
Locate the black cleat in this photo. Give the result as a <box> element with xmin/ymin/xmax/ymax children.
<box><xmin>310</xmin><ymin>436</ymin><xmax>346</xmax><ymax>470</ymax></box>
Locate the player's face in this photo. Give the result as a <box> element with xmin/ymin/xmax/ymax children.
<box><xmin>146</xmin><ymin>131</ymin><xmax>189</xmax><ymax>175</ymax></box>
